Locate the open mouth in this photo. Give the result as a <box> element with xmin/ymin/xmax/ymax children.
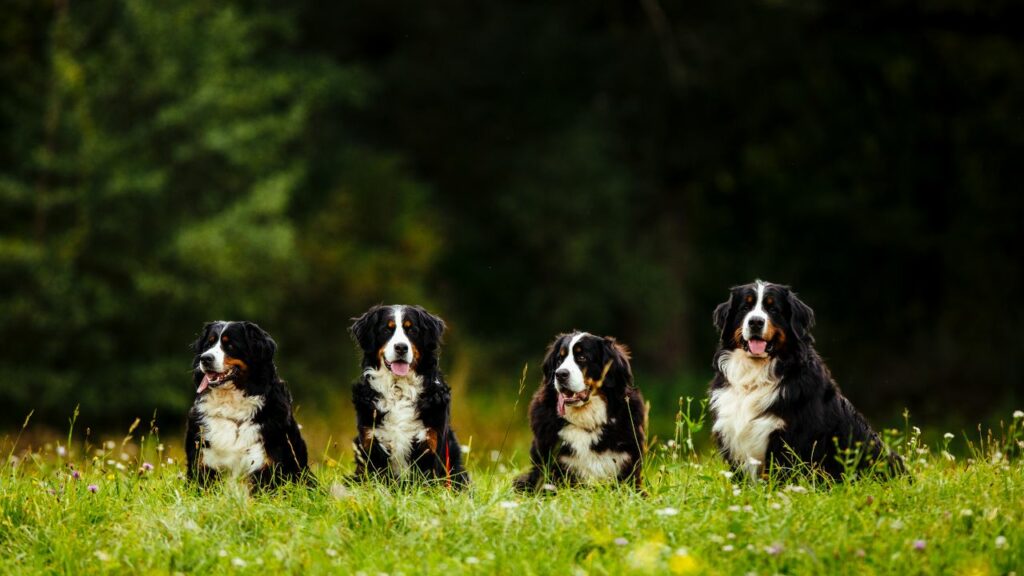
<box><xmin>384</xmin><ymin>359</ymin><xmax>412</xmax><ymax>377</ymax></box>
<box><xmin>196</xmin><ymin>368</ymin><xmax>237</xmax><ymax>394</ymax></box>
<box><xmin>743</xmin><ymin>337</ymin><xmax>773</xmax><ymax>357</ymax></box>
<box><xmin>556</xmin><ymin>389</ymin><xmax>591</xmax><ymax>417</ymax></box>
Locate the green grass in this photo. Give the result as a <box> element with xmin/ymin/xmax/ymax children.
<box><xmin>1</xmin><ymin>409</ymin><xmax>1022</xmax><ymax>575</ymax></box>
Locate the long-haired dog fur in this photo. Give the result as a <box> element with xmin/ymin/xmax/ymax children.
<box><xmin>349</xmin><ymin>304</ymin><xmax>468</xmax><ymax>487</ymax></box>
<box><xmin>514</xmin><ymin>332</ymin><xmax>646</xmax><ymax>491</ymax></box>
<box><xmin>709</xmin><ymin>280</ymin><xmax>904</xmax><ymax>480</ymax></box>
<box><xmin>185</xmin><ymin>321</ymin><xmax>310</xmax><ymax>488</ymax></box>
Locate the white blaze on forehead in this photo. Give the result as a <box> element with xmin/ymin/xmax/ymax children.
<box><xmin>384</xmin><ymin>306</ymin><xmax>413</xmax><ymax>363</ymax></box>
<box><xmin>555</xmin><ymin>332</ymin><xmax>588</xmax><ymax>393</ymax></box>
<box><xmin>202</xmin><ymin>322</ymin><xmax>231</xmax><ymax>373</ymax></box>
<box><xmin>741</xmin><ymin>281</ymin><xmax>769</xmax><ymax>340</ymax></box>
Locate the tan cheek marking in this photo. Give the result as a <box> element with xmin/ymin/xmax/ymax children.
<box><xmin>411</xmin><ymin>345</ymin><xmax>421</xmax><ymax>366</ymax></box>
<box><xmin>733</xmin><ymin>327</ymin><xmax>745</xmax><ymax>347</ymax></box>
<box><xmin>584</xmin><ymin>361</ymin><xmax>614</xmax><ymax>390</ymax></box>
<box><xmin>424</xmin><ymin>429</ymin><xmax>438</xmax><ymax>453</ymax></box>
<box><xmin>360</xmin><ymin>427</ymin><xmax>373</xmax><ymax>451</ymax></box>
<box><xmin>224</xmin><ymin>357</ymin><xmax>248</xmax><ymax>372</ymax></box>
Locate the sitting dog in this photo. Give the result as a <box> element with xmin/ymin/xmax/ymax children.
<box><xmin>349</xmin><ymin>305</ymin><xmax>468</xmax><ymax>487</ymax></box>
<box><xmin>514</xmin><ymin>332</ymin><xmax>646</xmax><ymax>491</ymax></box>
<box><xmin>185</xmin><ymin>321</ymin><xmax>309</xmax><ymax>487</ymax></box>
<box><xmin>709</xmin><ymin>280</ymin><xmax>904</xmax><ymax>479</ymax></box>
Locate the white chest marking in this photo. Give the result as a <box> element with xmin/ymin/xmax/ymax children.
<box><xmin>365</xmin><ymin>366</ymin><xmax>428</xmax><ymax>474</ymax></box>
<box><xmin>197</xmin><ymin>387</ymin><xmax>267</xmax><ymax>477</ymax></box>
<box><xmin>557</xmin><ymin>394</ymin><xmax>631</xmax><ymax>483</ymax></box>
<box><xmin>710</xmin><ymin>350</ymin><xmax>785</xmax><ymax>477</ymax></box>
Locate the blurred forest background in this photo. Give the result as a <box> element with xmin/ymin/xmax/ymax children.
<box><xmin>1</xmin><ymin>0</ymin><xmax>1021</xmax><ymax>444</ymax></box>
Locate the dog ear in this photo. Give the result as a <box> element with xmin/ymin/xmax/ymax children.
<box><xmin>713</xmin><ymin>291</ymin><xmax>736</xmax><ymax>337</ymax></box>
<box><xmin>541</xmin><ymin>334</ymin><xmax>567</xmax><ymax>385</ymax></box>
<box><xmin>191</xmin><ymin>322</ymin><xmax>216</xmax><ymax>388</ymax></box>
<box><xmin>191</xmin><ymin>322</ymin><xmax>217</xmax><ymax>356</ymax></box>
<box><xmin>243</xmin><ymin>322</ymin><xmax>277</xmax><ymax>364</ymax></box>
<box><xmin>349</xmin><ymin>305</ymin><xmax>384</xmax><ymax>350</ymax></box>
<box><xmin>601</xmin><ymin>337</ymin><xmax>634</xmax><ymax>389</ymax></box>
<box><xmin>417</xmin><ymin>306</ymin><xmax>447</xmax><ymax>343</ymax></box>
<box><xmin>787</xmin><ymin>290</ymin><xmax>816</xmax><ymax>343</ymax></box>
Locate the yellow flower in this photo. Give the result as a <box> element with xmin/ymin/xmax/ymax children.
<box><xmin>106</xmin><ymin>473</ymin><xmax>115</xmax><ymax>481</ymax></box>
<box><xmin>669</xmin><ymin>552</ymin><xmax>699</xmax><ymax>575</ymax></box>
<box><xmin>956</xmin><ymin>559</ymin><xmax>992</xmax><ymax>576</ymax></box>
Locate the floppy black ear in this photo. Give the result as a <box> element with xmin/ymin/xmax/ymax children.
<box><xmin>601</xmin><ymin>337</ymin><xmax>634</xmax><ymax>389</ymax></box>
<box><xmin>417</xmin><ymin>306</ymin><xmax>447</xmax><ymax>343</ymax></box>
<box><xmin>541</xmin><ymin>334</ymin><xmax>567</xmax><ymax>385</ymax></box>
<box><xmin>191</xmin><ymin>322</ymin><xmax>216</xmax><ymax>356</ymax></box>
<box><xmin>713</xmin><ymin>299</ymin><xmax>731</xmax><ymax>334</ymax></box>
<box><xmin>788</xmin><ymin>291</ymin><xmax>816</xmax><ymax>343</ymax></box>
<box><xmin>191</xmin><ymin>322</ymin><xmax>215</xmax><ymax>388</ymax></box>
<box><xmin>350</xmin><ymin>305</ymin><xmax>384</xmax><ymax>350</ymax></box>
<box><xmin>244</xmin><ymin>322</ymin><xmax>277</xmax><ymax>364</ymax></box>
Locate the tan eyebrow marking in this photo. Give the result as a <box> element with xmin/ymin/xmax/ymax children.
<box><xmin>387</xmin><ymin>320</ymin><xmax>395</xmax><ymax>329</ymax></box>
<box><xmin>403</xmin><ymin>320</ymin><xmax>412</xmax><ymax>328</ymax></box>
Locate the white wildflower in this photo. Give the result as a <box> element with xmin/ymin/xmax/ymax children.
<box><xmin>995</xmin><ymin>536</ymin><xmax>1008</xmax><ymax>550</ymax></box>
<box><xmin>722</xmin><ymin>545</ymin><xmax>734</xmax><ymax>552</ymax></box>
<box><xmin>784</xmin><ymin>484</ymin><xmax>808</xmax><ymax>494</ymax></box>
<box><xmin>498</xmin><ymin>501</ymin><xmax>519</xmax><ymax>509</ymax></box>
<box><xmin>489</xmin><ymin>450</ymin><xmax>501</xmax><ymax>462</ymax></box>
<box><xmin>231</xmin><ymin>558</ymin><xmax>246</xmax><ymax>568</ymax></box>
<box><xmin>94</xmin><ymin>550</ymin><xmax>111</xmax><ymax>562</ymax></box>
<box><xmin>464</xmin><ymin>557</ymin><xmax>480</xmax><ymax>565</ymax></box>
<box><xmin>720</xmin><ymin>470</ymin><xmax>734</xmax><ymax>479</ymax></box>
<box><xmin>56</xmin><ymin>445</ymin><xmax>66</xmax><ymax>457</ymax></box>
<box><xmin>943</xmin><ymin>432</ymin><xmax>955</xmax><ymax>440</ymax></box>
<box><xmin>1013</xmin><ymin>410</ymin><xmax>1023</xmax><ymax>419</ymax></box>
<box><xmin>460</xmin><ymin>445</ymin><xmax>471</xmax><ymax>454</ymax></box>
<box><xmin>960</xmin><ymin>509</ymin><xmax>973</xmax><ymax>517</ymax></box>
<box><xmin>655</xmin><ymin>507</ymin><xmax>679</xmax><ymax>516</ymax></box>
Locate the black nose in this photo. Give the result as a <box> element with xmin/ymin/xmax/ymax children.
<box><xmin>748</xmin><ymin>317</ymin><xmax>765</xmax><ymax>331</ymax></box>
<box><xmin>555</xmin><ymin>368</ymin><xmax>570</xmax><ymax>383</ymax></box>
<box><xmin>200</xmin><ymin>352</ymin><xmax>215</xmax><ymax>367</ymax></box>
<box><xmin>393</xmin><ymin>342</ymin><xmax>409</xmax><ymax>356</ymax></box>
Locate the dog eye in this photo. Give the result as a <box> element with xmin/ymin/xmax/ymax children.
<box><xmin>407</xmin><ymin>325</ymin><xmax>419</xmax><ymax>335</ymax></box>
<box><xmin>576</xmin><ymin>354</ymin><xmax>586</xmax><ymax>362</ymax></box>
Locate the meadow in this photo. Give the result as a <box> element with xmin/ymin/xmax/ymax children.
<box><xmin>1</xmin><ymin>405</ymin><xmax>1021</xmax><ymax>575</ymax></box>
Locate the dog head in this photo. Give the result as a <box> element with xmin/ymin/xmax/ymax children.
<box><xmin>713</xmin><ymin>280</ymin><xmax>815</xmax><ymax>359</ymax></box>
<box><xmin>350</xmin><ymin>305</ymin><xmax>446</xmax><ymax>378</ymax></box>
<box><xmin>542</xmin><ymin>332</ymin><xmax>633</xmax><ymax>417</ymax></box>
<box><xmin>191</xmin><ymin>321</ymin><xmax>277</xmax><ymax>394</ymax></box>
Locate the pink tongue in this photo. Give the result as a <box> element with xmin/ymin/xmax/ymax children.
<box><xmin>196</xmin><ymin>374</ymin><xmax>210</xmax><ymax>394</ymax></box>
<box><xmin>557</xmin><ymin>393</ymin><xmax>567</xmax><ymax>417</ymax></box>
<box><xmin>390</xmin><ymin>361</ymin><xmax>410</xmax><ymax>376</ymax></box>
<box><xmin>748</xmin><ymin>339</ymin><xmax>768</xmax><ymax>355</ymax></box>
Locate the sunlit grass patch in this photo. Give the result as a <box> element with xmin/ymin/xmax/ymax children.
<box><xmin>0</xmin><ymin>408</ymin><xmax>1022</xmax><ymax>574</ymax></box>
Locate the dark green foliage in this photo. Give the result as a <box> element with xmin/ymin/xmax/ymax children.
<box><xmin>0</xmin><ymin>0</ymin><xmax>1020</xmax><ymax>428</ymax></box>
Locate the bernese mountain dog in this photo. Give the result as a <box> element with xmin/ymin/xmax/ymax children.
<box><xmin>710</xmin><ymin>280</ymin><xmax>904</xmax><ymax>480</ymax></box>
<box><xmin>514</xmin><ymin>332</ymin><xmax>647</xmax><ymax>491</ymax></box>
<box><xmin>185</xmin><ymin>321</ymin><xmax>310</xmax><ymax>488</ymax></box>
<box><xmin>349</xmin><ymin>305</ymin><xmax>468</xmax><ymax>487</ymax></box>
